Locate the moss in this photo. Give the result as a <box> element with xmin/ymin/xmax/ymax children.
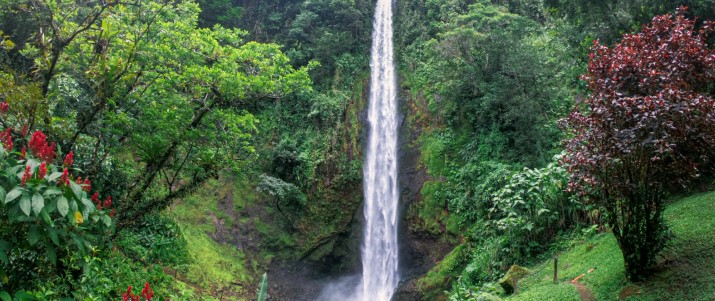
<box><xmin>181</xmin><ymin>226</ymin><xmax>251</xmax><ymax>295</ymax></box>
<box><xmin>498</xmin><ymin>265</ymin><xmax>531</xmax><ymax>294</ymax></box>
<box><xmin>418</xmin><ymin>243</ymin><xmax>470</xmax><ymax>300</ymax></box>
<box><xmin>307</xmin><ymin>237</ymin><xmax>337</xmax><ymax>262</ymax></box>
<box><xmin>409</xmin><ymin>180</ymin><xmax>460</xmax><ymax>239</ymax></box>
<box><xmin>420</xmin><ymin>133</ymin><xmax>449</xmax><ymax>177</ymax></box>
<box><xmin>170</xmin><ymin>177</ymin><xmax>255</xmax><ymax>299</ymax></box>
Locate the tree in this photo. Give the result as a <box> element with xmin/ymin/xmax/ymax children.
<box><xmin>1</xmin><ymin>0</ymin><xmax>314</xmax><ymax>231</ymax></box>
<box><xmin>562</xmin><ymin>7</ymin><xmax>715</xmax><ymax>279</ymax></box>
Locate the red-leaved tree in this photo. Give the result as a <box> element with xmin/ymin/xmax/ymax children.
<box><xmin>562</xmin><ymin>7</ymin><xmax>715</xmax><ymax>279</ymax></box>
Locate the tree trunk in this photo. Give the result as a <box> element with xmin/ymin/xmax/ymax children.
<box><xmin>611</xmin><ymin>196</ymin><xmax>667</xmax><ymax>280</ymax></box>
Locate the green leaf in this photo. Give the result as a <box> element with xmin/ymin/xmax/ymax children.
<box><xmin>0</xmin><ymin>251</ymin><xmax>6</xmax><ymax>265</ymax></box>
<box><xmin>0</xmin><ymin>240</ymin><xmax>11</xmax><ymax>252</ymax></box>
<box><xmin>32</xmin><ymin>193</ymin><xmax>44</xmax><ymax>215</ymax></box>
<box><xmin>43</xmin><ymin>187</ymin><xmax>62</xmax><ymax>197</ymax></box>
<box><xmin>46</xmin><ymin>245</ymin><xmax>57</xmax><ymax>265</ymax></box>
<box><xmin>101</xmin><ymin>215</ymin><xmax>111</xmax><ymax>227</ymax></box>
<box><xmin>6</xmin><ymin>165</ymin><xmax>22</xmax><ymax>178</ymax></box>
<box><xmin>47</xmin><ymin>228</ymin><xmax>59</xmax><ymax>246</ymax></box>
<box><xmin>19</xmin><ymin>194</ymin><xmax>31</xmax><ymax>216</ymax></box>
<box><xmin>0</xmin><ymin>291</ymin><xmax>10</xmax><ymax>301</ymax></box>
<box><xmin>14</xmin><ymin>291</ymin><xmax>37</xmax><ymax>301</ymax></box>
<box><xmin>69</xmin><ymin>199</ymin><xmax>78</xmax><ymax>213</ymax></box>
<box><xmin>69</xmin><ymin>181</ymin><xmax>84</xmax><ymax>200</ymax></box>
<box><xmin>47</xmin><ymin>172</ymin><xmax>63</xmax><ymax>182</ymax></box>
<box><xmin>44</xmin><ymin>197</ymin><xmax>56</xmax><ymax>214</ymax></box>
<box><xmin>57</xmin><ymin>196</ymin><xmax>69</xmax><ymax>217</ymax></box>
<box><xmin>27</xmin><ymin>225</ymin><xmax>40</xmax><ymax>246</ymax></box>
<box><xmin>256</xmin><ymin>273</ymin><xmax>268</xmax><ymax>301</ymax></box>
<box><xmin>40</xmin><ymin>209</ymin><xmax>53</xmax><ymax>227</ymax></box>
<box><xmin>5</xmin><ymin>187</ymin><xmax>22</xmax><ymax>204</ymax></box>
<box><xmin>0</xmin><ymin>187</ymin><xmax>6</xmax><ymax>204</ymax></box>
<box><xmin>80</xmin><ymin>197</ymin><xmax>94</xmax><ymax>209</ymax></box>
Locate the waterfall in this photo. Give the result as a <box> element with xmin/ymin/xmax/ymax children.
<box><xmin>361</xmin><ymin>0</ymin><xmax>399</xmax><ymax>299</ymax></box>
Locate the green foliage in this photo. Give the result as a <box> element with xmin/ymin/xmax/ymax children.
<box><xmin>398</xmin><ymin>2</ymin><xmax>573</xmax><ymax>166</ymax></box>
<box><xmin>487</xmin><ymin>155</ymin><xmax>584</xmax><ymax>261</ymax></box>
<box><xmin>117</xmin><ymin>212</ymin><xmax>190</xmax><ymax>268</ymax></box>
<box><xmin>196</xmin><ymin>0</ymin><xmax>373</xmax><ymax>87</ymax></box>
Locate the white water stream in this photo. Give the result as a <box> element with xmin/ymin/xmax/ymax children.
<box><xmin>360</xmin><ymin>0</ymin><xmax>399</xmax><ymax>299</ymax></box>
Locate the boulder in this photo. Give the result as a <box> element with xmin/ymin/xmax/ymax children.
<box><xmin>498</xmin><ymin>265</ymin><xmax>531</xmax><ymax>295</ymax></box>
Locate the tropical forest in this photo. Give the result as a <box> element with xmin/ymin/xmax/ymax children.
<box><xmin>0</xmin><ymin>0</ymin><xmax>714</xmax><ymax>300</ymax></box>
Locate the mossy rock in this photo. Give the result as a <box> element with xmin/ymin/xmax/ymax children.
<box><xmin>498</xmin><ymin>265</ymin><xmax>531</xmax><ymax>295</ymax></box>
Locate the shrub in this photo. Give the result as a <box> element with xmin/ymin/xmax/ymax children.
<box><xmin>487</xmin><ymin>154</ymin><xmax>586</xmax><ymax>261</ymax></box>
<box><xmin>562</xmin><ymin>7</ymin><xmax>715</xmax><ymax>279</ymax></box>
<box><xmin>0</xmin><ymin>109</ymin><xmax>113</xmax><ymax>293</ymax></box>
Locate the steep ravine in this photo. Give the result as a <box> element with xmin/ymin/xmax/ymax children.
<box><xmin>258</xmin><ymin>78</ymin><xmax>450</xmax><ymax>301</ymax></box>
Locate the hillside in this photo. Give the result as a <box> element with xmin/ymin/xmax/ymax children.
<box><xmin>502</xmin><ymin>190</ymin><xmax>715</xmax><ymax>301</ymax></box>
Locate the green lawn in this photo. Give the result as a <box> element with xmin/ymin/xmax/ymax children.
<box><xmin>507</xmin><ymin>191</ymin><xmax>715</xmax><ymax>301</ymax></box>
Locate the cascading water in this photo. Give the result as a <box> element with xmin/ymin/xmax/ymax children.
<box><xmin>316</xmin><ymin>1</ymin><xmax>399</xmax><ymax>300</ymax></box>
<box><xmin>361</xmin><ymin>0</ymin><xmax>399</xmax><ymax>299</ymax></box>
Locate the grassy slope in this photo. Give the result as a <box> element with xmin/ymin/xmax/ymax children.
<box><xmin>169</xmin><ymin>178</ymin><xmax>253</xmax><ymax>301</ymax></box>
<box><xmin>506</xmin><ymin>191</ymin><xmax>715</xmax><ymax>301</ymax></box>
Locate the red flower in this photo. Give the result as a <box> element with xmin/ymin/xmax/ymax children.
<box><xmin>63</xmin><ymin>151</ymin><xmax>74</xmax><ymax>167</ymax></box>
<box><xmin>58</xmin><ymin>168</ymin><xmax>69</xmax><ymax>186</ymax></box>
<box><xmin>27</xmin><ymin>131</ymin><xmax>56</xmax><ymax>161</ymax></box>
<box><xmin>41</xmin><ymin>142</ymin><xmax>55</xmax><ymax>162</ymax></box>
<box><xmin>0</xmin><ymin>128</ymin><xmax>12</xmax><ymax>152</ymax></box>
<box><xmin>122</xmin><ymin>285</ymin><xmax>137</xmax><ymax>301</ymax></box>
<box><xmin>91</xmin><ymin>192</ymin><xmax>101</xmax><ymax>210</ymax></box>
<box><xmin>83</xmin><ymin>178</ymin><xmax>91</xmax><ymax>191</ymax></box>
<box><xmin>141</xmin><ymin>282</ymin><xmax>154</xmax><ymax>301</ymax></box>
<box><xmin>28</xmin><ymin>131</ymin><xmax>47</xmax><ymax>157</ymax></box>
<box><xmin>0</xmin><ymin>102</ymin><xmax>8</xmax><ymax>114</ymax></box>
<box><xmin>21</xmin><ymin>165</ymin><xmax>32</xmax><ymax>186</ymax></box>
<box><xmin>38</xmin><ymin>162</ymin><xmax>47</xmax><ymax>179</ymax></box>
<box><xmin>103</xmin><ymin>196</ymin><xmax>112</xmax><ymax>208</ymax></box>
<box><xmin>110</xmin><ymin>208</ymin><xmax>116</xmax><ymax>218</ymax></box>
<box><xmin>20</xmin><ymin>124</ymin><xmax>28</xmax><ymax>137</ymax></box>
<box><xmin>20</xmin><ymin>146</ymin><xmax>26</xmax><ymax>159</ymax></box>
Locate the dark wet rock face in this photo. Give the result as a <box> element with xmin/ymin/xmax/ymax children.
<box><xmin>392</xmin><ymin>91</ymin><xmax>454</xmax><ymax>301</ymax></box>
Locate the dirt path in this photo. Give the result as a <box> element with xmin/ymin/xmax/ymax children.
<box><xmin>570</xmin><ymin>281</ymin><xmax>596</xmax><ymax>301</ymax></box>
<box><xmin>568</xmin><ymin>268</ymin><xmax>597</xmax><ymax>301</ymax></box>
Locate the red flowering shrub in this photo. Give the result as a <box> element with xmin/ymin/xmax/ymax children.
<box><xmin>562</xmin><ymin>7</ymin><xmax>715</xmax><ymax>279</ymax></box>
<box><xmin>0</xmin><ymin>105</ymin><xmax>115</xmax><ymax>290</ymax></box>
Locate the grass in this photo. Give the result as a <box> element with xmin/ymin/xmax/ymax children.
<box><xmin>506</xmin><ymin>190</ymin><xmax>715</xmax><ymax>301</ymax></box>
